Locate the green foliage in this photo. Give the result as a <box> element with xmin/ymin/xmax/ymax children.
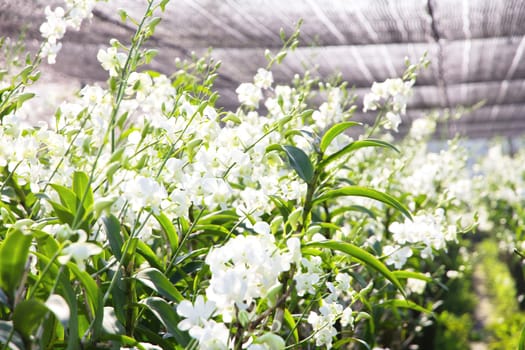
<box><xmin>0</xmin><ymin>0</ymin><xmax>478</xmax><ymax>349</ymax></box>
<box><xmin>434</xmin><ymin>312</ymin><xmax>472</xmax><ymax>350</ymax></box>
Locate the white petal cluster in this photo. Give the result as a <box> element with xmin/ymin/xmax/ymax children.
<box><xmin>253</xmin><ymin>68</ymin><xmax>273</xmax><ymax>89</ymax></box>
<box><xmin>383</xmin><ymin>245</ymin><xmax>413</xmax><ymax>269</ymax></box>
<box><xmin>236</xmin><ymin>83</ymin><xmax>263</xmax><ymax>108</ymax></box>
<box><xmin>307</xmin><ymin>284</ymin><xmax>355</xmax><ymax>350</ymax></box>
<box><xmin>236</xmin><ymin>68</ymin><xmax>273</xmax><ymax>108</ymax></box>
<box><xmin>97</xmin><ymin>47</ymin><xmax>128</xmax><ymax>77</ymax></box>
<box><xmin>121</xmin><ymin>175</ymin><xmax>167</xmax><ymax>214</ymax></box>
<box><xmin>294</xmin><ymin>256</ymin><xmax>322</xmax><ymax>296</ymax></box>
<box><xmin>204</xmin><ymin>229</ymin><xmax>292</xmax><ymax>322</ymax></box>
<box><xmin>188</xmin><ymin>320</ymin><xmax>230</xmax><ymax>350</ymax></box>
<box><xmin>177</xmin><ymin>295</ymin><xmax>216</xmax><ymax>332</ymax></box>
<box><xmin>363</xmin><ymin>78</ymin><xmax>414</xmax><ymax>133</ymax></box>
<box><xmin>388</xmin><ymin>208</ymin><xmax>456</xmax><ymax>263</ymax></box>
<box><xmin>39</xmin><ymin>0</ymin><xmax>98</xmax><ymax>64</ymax></box>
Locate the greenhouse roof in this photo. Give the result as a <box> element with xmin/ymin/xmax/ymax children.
<box><xmin>2</xmin><ymin>0</ymin><xmax>525</xmax><ymax>138</ymax></box>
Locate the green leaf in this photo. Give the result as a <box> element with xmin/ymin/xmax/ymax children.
<box><xmin>47</xmin><ymin>200</ymin><xmax>75</xmax><ymax>226</ymax></box>
<box><xmin>13</xmin><ymin>299</ymin><xmax>48</xmax><ymax>341</ymax></box>
<box><xmin>313</xmin><ymin>186</ymin><xmax>412</xmax><ymax>220</ymax></box>
<box><xmin>136</xmin><ymin>240</ymin><xmax>163</xmax><ymax>270</ymax></box>
<box><xmin>283</xmin><ymin>308</ymin><xmax>299</xmax><ymax>343</ymax></box>
<box><xmin>154</xmin><ymin>213</ymin><xmax>179</xmax><ymax>252</ymax></box>
<box><xmin>379</xmin><ymin>299</ymin><xmax>432</xmax><ymax>314</ymax></box>
<box><xmin>59</xmin><ymin>275</ymin><xmax>80</xmax><ymax>350</ymax></box>
<box><xmin>267</xmin><ymin>145</ymin><xmax>314</xmax><ymax>183</ymax></box>
<box><xmin>140</xmin><ymin>297</ymin><xmax>188</xmax><ymax>345</ymax></box>
<box><xmin>194</xmin><ymin>224</ymin><xmax>231</xmax><ymax>236</ymax></box>
<box><xmin>519</xmin><ymin>322</ymin><xmax>525</xmax><ymax>350</ymax></box>
<box><xmin>392</xmin><ymin>270</ymin><xmax>433</xmax><ymax>283</ymax></box>
<box><xmin>30</xmin><ymin>252</ymin><xmax>80</xmax><ymax>349</ymax></box>
<box><xmin>319</xmin><ymin>121</ymin><xmax>362</xmax><ymax>153</ymax></box>
<box><xmin>66</xmin><ymin>262</ymin><xmax>104</xmax><ymax>339</ymax></box>
<box><xmin>306</xmin><ymin>240</ymin><xmax>405</xmax><ymax>296</ymax></box>
<box><xmin>72</xmin><ymin>171</ymin><xmax>94</xmax><ymax>210</ymax></box>
<box><xmin>332</xmin><ymin>205</ymin><xmax>377</xmax><ymax>219</ymax></box>
<box><xmin>160</xmin><ymin>0</ymin><xmax>169</xmax><ymax>11</ymax></box>
<box><xmin>50</xmin><ymin>184</ymin><xmax>78</xmax><ymax>213</ymax></box>
<box><xmin>320</xmin><ymin>139</ymin><xmax>399</xmax><ymax>168</ymax></box>
<box><xmin>102</xmin><ymin>215</ymin><xmax>123</xmax><ymax>261</ymax></box>
<box><xmin>15</xmin><ymin>92</ymin><xmax>35</xmax><ymax>107</ymax></box>
<box><xmin>333</xmin><ymin>337</ymin><xmax>371</xmax><ymax>350</ymax></box>
<box><xmin>0</xmin><ymin>229</ymin><xmax>32</xmax><ymax>299</ymax></box>
<box><xmin>134</xmin><ymin>268</ymin><xmax>184</xmax><ymax>302</ymax></box>
<box><xmin>0</xmin><ymin>321</ymin><xmax>25</xmax><ymax>350</ymax></box>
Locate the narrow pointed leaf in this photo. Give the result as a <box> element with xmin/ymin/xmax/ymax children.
<box><xmin>320</xmin><ymin>139</ymin><xmax>399</xmax><ymax>168</ymax></box>
<box><xmin>137</xmin><ymin>240</ymin><xmax>163</xmax><ymax>270</ymax></box>
<box><xmin>154</xmin><ymin>213</ymin><xmax>179</xmax><ymax>252</ymax></box>
<box><xmin>140</xmin><ymin>297</ymin><xmax>188</xmax><ymax>345</ymax></box>
<box><xmin>306</xmin><ymin>240</ymin><xmax>405</xmax><ymax>295</ymax></box>
<box><xmin>135</xmin><ymin>268</ymin><xmax>184</xmax><ymax>302</ymax></box>
<box><xmin>66</xmin><ymin>262</ymin><xmax>104</xmax><ymax>338</ymax></box>
<box><xmin>392</xmin><ymin>271</ymin><xmax>433</xmax><ymax>282</ymax></box>
<box><xmin>102</xmin><ymin>215</ymin><xmax>123</xmax><ymax>261</ymax></box>
<box><xmin>379</xmin><ymin>299</ymin><xmax>432</xmax><ymax>314</ymax></box>
<box><xmin>320</xmin><ymin>121</ymin><xmax>362</xmax><ymax>153</ymax></box>
<box><xmin>519</xmin><ymin>323</ymin><xmax>525</xmax><ymax>350</ymax></box>
<box><xmin>313</xmin><ymin>186</ymin><xmax>412</xmax><ymax>220</ymax></box>
<box><xmin>283</xmin><ymin>308</ymin><xmax>299</xmax><ymax>343</ymax></box>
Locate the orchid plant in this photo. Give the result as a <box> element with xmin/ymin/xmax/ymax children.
<box><xmin>0</xmin><ymin>1</ymin><xmax>478</xmax><ymax>349</ymax></box>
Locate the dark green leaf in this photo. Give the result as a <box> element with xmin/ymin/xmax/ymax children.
<box><xmin>135</xmin><ymin>268</ymin><xmax>184</xmax><ymax>302</ymax></box>
<box><xmin>282</xmin><ymin>145</ymin><xmax>314</xmax><ymax>183</ymax></box>
<box><xmin>13</xmin><ymin>300</ymin><xmax>48</xmax><ymax>340</ymax></box>
<box><xmin>0</xmin><ymin>229</ymin><xmax>32</xmax><ymax>298</ymax></box>
<box><xmin>47</xmin><ymin>200</ymin><xmax>75</xmax><ymax>226</ymax></box>
<box><xmin>313</xmin><ymin>186</ymin><xmax>412</xmax><ymax>220</ymax></box>
<box><xmin>102</xmin><ymin>215</ymin><xmax>123</xmax><ymax>261</ymax></box>
<box><xmin>266</xmin><ymin>144</ymin><xmax>314</xmax><ymax>183</ymax></box>
<box><xmin>140</xmin><ymin>297</ymin><xmax>188</xmax><ymax>345</ymax></box>
<box><xmin>66</xmin><ymin>262</ymin><xmax>104</xmax><ymax>339</ymax></box>
<box><xmin>320</xmin><ymin>121</ymin><xmax>362</xmax><ymax>153</ymax></box>
<box><xmin>306</xmin><ymin>240</ymin><xmax>405</xmax><ymax>296</ymax></box>
<box><xmin>137</xmin><ymin>240</ymin><xmax>163</xmax><ymax>270</ymax></box>
<box><xmin>58</xmin><ymin>274</ymin><xmax>80</xmax><ymax>350</ymax></box>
